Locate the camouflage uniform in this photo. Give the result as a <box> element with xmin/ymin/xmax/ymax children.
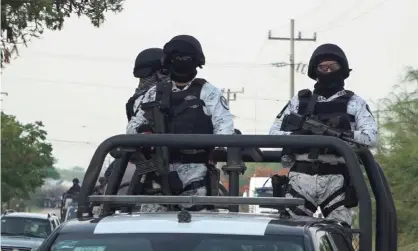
<box><xmin>269</xmin><ymin>44</ymin><xmax>377</xmax><ymax>226</ymax></box>
<box><xmin>127</xmin><ymin>80</ymin><xmax>234</xmax><ymax>212</ymax></box>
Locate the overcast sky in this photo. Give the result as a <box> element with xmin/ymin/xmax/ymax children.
<box><xmin>1</xmin><ymin>0</ymin><xmax>417</xmax><ymax>168</ymax></box>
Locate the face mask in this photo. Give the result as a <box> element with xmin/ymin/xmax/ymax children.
<box><xmin>168</xmin><ymin>55</ymin><xmax>198</xmax><ymax>83</ymax></box>
<box><xmin>315</xmin><ymin>70</ymin><xmax>344</xmax><ymax>89</ymax></box>
<box><xmin>314</xmin><ymin>70</ymin><xmax>345</xmax><ymax>98</ymax></box>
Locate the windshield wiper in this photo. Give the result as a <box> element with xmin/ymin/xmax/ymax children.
<box><xmin>1</xmin><ymin>232</ymin><xmax>18</xmax><ymax>236</ymax></box>
<box><xmin>20</xmin><ymin>233</ymin><xmax>44</xmax><ymax>238</ymax></box>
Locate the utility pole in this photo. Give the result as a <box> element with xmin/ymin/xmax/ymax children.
<box><xmin>268</xmin><ymin>19</ymin><xmax>317</xmax><ymax>98</ymax></box>
<box><xmin>221</xmin><ymin>88</ymin><xmax>245</xmax><ymax>105</ymax></box>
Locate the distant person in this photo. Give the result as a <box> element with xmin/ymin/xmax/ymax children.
<box><xmin>93</xmin><ymin>177</ymin><xmax>106</xmax><ymax>195</ymax></box>
<box><xmin>66</xmin><ymin>178</ymin><xmax>81</xmax><ymax>195</ymax></box>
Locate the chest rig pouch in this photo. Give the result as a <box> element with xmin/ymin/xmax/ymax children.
<box><xmin>282</xmin><ymin>89</ymin><xmax>355</xmax><ymax>157</ymax></box>
<box><xmin>143</xmin><ymin>78</ymin><xmax>214</xmax><ymax>164</ymax></box>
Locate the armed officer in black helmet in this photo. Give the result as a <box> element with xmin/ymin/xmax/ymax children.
<box><xmin>104</xmin><ymin>48</ymin><xmax>170</xmax><ymax>183</ymax></box>
<box><xmin>127</xmin><ymin>35</ymin><xmax>234</xmax><ymax>211</ymax></box>
<box><xmin>269</xmin><ymin>43</ymin><xmax>377</xmax><ymax>226</ymax></box>
<box><xmin>126</xmin><ymin>48</ymin><xmax>170</xmax><ymax>122</ymax></box>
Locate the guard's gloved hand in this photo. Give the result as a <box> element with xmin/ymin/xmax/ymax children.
<box><xmin>341</xmin><ymin>130</ymin><xmax>354</xmax><ymax>139</ymax></box>
<box><xmin>290</xmin><ymin>129</ymin><xmax>311</xmax><ymax>135</ymax></box>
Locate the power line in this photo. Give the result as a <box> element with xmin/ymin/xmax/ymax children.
<box><xmin>5</xmin><ymin>77</ymin><xmax>288</xmax><ymax>103</ymax></box>
<box><xmin>316</xmin><ymin>0</ymin><xmax>391</xmax><ymax>33</ymax></box>
<box><xmin>48</xmin><ymin>138</ymin><xmax>97</xmax><ymax>145</ymax></box>
<box><xmin>25</xmin><ymin>51</ymin><xmax>276</xmax><ymax>68</ymax></box>
<box><xmin>6</xmin><ymin>77</ymin><xmax>133</xmax><ymax>90</ymax></box>
<box><xmin>268</xmin><ymin>19</ymin><xmax>317</xmax><ymax>98</ymax></box>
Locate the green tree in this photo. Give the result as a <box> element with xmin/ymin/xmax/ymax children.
<box><xmin>1</xmin><ymin>0</ymin><xmax>125</xmax><ymax>66</ymax></box>
<box><xmin>46</xmin><ymin>166</ymin><xmax>60</xmax><ymax>179</ymax></box>
<box><xmin>375</xmin><ymin>67</ymin><xmax>418</xmax><ymax>248</ymax></box>
<box><xmin>1</xmin><ymin>112</ymin><xmax>56</xmax><ymax>203</ymax></box>
<box><xmin>56</xmin><ymin>166</ymin><xmax>85</xmax><ymax>181</ymax></box>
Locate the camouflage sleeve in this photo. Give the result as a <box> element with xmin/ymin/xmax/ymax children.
<box><xmin>269</xmin><ymin>96</ymin><xmax>299</xmax><ymax>135</ymax></box>
<box><xmin>132</xmin><ymin>94</ymin><xmax>145</xmax><ymax>113</ymax></box>
<box><xmin>349</xmin><ymin>95</ymin><xmax>378</xmax><ymax>146</ymax></box>
<box><xmin>126</xmin><ymin>86</ymin><xmax>157</xmax><ymax>134</ymax></box>
<box><xmin>201</xmin><ymin>82</ymin><xmax>234</xmax><ymax>135</ymax></box>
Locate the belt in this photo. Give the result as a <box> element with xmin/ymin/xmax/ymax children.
<box><xmin>291</xmin><ymin>161</ymin><xmax>346</xmax><ymax>176</ymax></box>
<box><xmin>183</xmin><ymin>179</ymin><xmax>206</xmax><ymax>192</ymax></box>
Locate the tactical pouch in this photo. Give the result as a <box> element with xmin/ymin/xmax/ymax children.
<box><xmin>341</xmin><ymin>169</ymin><xmax>359</xmax><ymax>208</ymax></box>
<box><xmin>271</xmin><ymin>174</ymin><xmax>290</xmax><ymax>198</ymax></box>
<box><xmin>344</xmin><ymin>183</ymin><xmax>358</xmax><ymax>208</ymax></box>
<box><xmin>280</xmin><ymin>115</ymin><xmax>290</xmax><ymax>131</ymax></box>
<box><xmin>168</xmin><ymin>171</ymin><xmax>184</xmax><ymax>195</ymax></box>
<box><xmin>206</xmin><ymin>165</ymin><xmax>220</xmax><ymax>196</ymax></box>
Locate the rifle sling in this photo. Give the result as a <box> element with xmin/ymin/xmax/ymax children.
<box><xmin>305</xmin><ymin>93</ymin><xmax>319</xmax><ymax>159</ymax></box>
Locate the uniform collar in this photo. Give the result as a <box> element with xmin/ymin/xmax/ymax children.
<box><xmin>171</xmin><ymin>78</ymin><xmax>195</xmax><ymax>92</ymax></box>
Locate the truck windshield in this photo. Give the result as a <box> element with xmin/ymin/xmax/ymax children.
<box><xmin>50</xmin><ymin>233</ymin><xmax>304</xmax><ymax>251</ymax></box>
<box><xmin>1</xmin><ymin>217</ymin><xmax>51</xmax><ymax>238</ymax></box>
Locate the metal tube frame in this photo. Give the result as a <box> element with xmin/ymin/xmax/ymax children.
<box><xmin>78</xmin><ymin>134</ymin><xmax>375</xmax><ymax>251</ymax></box>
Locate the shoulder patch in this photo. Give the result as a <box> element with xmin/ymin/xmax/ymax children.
<box><xmin>298</xmin><ymin>89</ymin><xmax>312</xmax><ymax>98</ymax></box>
<box><xmin>220</xmin><ymin>96</ymin><xmax>229</xmax><ymax>110</ymax></box>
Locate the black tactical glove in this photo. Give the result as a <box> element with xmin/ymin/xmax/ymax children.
<box><xmin>341</xmin><ymin>130</ymin><xmax>354</xmax><ymax>139</ymax></box>
<box><xmin>290</xmin><ymin>129</ymin><xmax>311</xmax><ymax>135</ymax></box>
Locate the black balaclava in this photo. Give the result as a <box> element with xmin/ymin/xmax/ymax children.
<box><xmin>313</xmin><ymin>56</ymin><xmax>345</xmax><ymax>98</ymax></box>
<box><xmin>169</xmin><ymin>54</ymin><xmax>198</xmax><ymax>83</ymax></box>
<box><xmin>307</xmin><ymin>43</ymin><xmax>351</xmax><ymax>98</ymax></box>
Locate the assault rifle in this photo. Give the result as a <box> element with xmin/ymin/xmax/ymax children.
<box><xmin>139</xmin><ymin>101</ymin><xmax>171</xmax><ymax>195</ymax></box>
<box><xmin>283</xmin><ymin>112</ymin><xmax>367</xmax><ymax>147</ymax></box>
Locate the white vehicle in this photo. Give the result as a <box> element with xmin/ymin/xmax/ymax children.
<box><xmin>1</xmin><ymin>212</ymin><xmax>60</xmax><ymax>251</ymax></box>
<box><xmin>245</xmin><ymin>177</ymin><xmax>277</xmax><ymax>214</ymax></box>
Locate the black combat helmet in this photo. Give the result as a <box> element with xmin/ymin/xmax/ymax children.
<box><xmin>307</xmin><ymin>43</ymin><xmax>351</xmax><ymax>80</ymax></box>
<box><xmin>163</xmin><ymin>35</ymin><xmax>205</xmax><ymax>67</ymax></box>
<box><xmin>133</xmin><ymin>48</ymin><xmax>165</xmax><ymax>78</ymax></box>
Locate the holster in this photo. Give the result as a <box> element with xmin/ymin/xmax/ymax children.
<box><xmin>341</xmin><ymin>168</ymin><xmax>358</xmax><ymax>208</ymax></box>
<box><xmin>271</xmin><ymin>174</ymin><xmax>290</xmax><ymax>198</ymax></box>
<box><xmin>206</xmin><ymin>164</ymin><xmax>220</xmax><ymax>196</ymax></box>
<box><xmin>168</xmin><ymin>171</ymin><xmax>184</xmax><ymax>195</ymax></box>
<box><xmin>344</xmin><ymin>180</ymin><xmax>358</xmax><ymax>208</ymax></box>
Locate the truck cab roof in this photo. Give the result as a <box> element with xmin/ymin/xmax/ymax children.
<box><xmin>59</xmin><ymin>212</ymin><xmax>344</xmax><ymax>236</ymax></box>
<box><xmin>40</xmin><ymin>211</ymin><xmax>355</xmax><ymax>251</ymax></box>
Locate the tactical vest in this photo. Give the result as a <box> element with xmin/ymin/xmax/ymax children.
<box><xmin>289</xmin><ymin>89</ymin><xmax>355</xmax><ymax>155</ymax></box>
<box><xmin>126</xmin><ymin>92</ymin><xmax>142</xmax><ymax>121</ymax></box>
<box><xmin>143</xmin><ymin>78</ymin><xmax>214</xmax><ymax>163</ymax></box>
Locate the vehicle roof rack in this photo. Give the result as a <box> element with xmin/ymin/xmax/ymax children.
<box><xmin>78</xmin><ymin>133</ymin><xmax>397</xmax><ymax>251</ymax></box>
<box><xmin>88</xmin><ymin>195</ymin><xmax>304</xmax><ymax>206</ymax></box>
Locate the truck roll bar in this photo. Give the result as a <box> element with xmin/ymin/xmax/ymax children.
<box><xmin>79</xmin><ymin>134</ymin><xmax>374</xmax><ymax>251</ymax></box>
